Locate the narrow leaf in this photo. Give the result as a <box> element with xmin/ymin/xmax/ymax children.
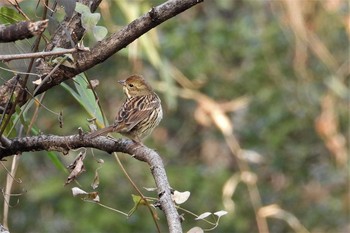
<box><xmin>75</xmin><ymin>2</ymin><xmax>90</xmax><ymax>14</ymax></box>
<box><xmin>91</xmin><ymin>169</ymin><xmax>100</xmax><ymax>189</ymax></box>
<box><xmin>195</xmin><ymin>212</ymin><xmax>212</xmax><ymax>220</ymax></box>
<box><xmin>72</xmin><ymin>187</ymin><xmax>87</xmax><ymax>196</ymax></box>
<box><xmin>214</xmin><ymin>210</ymin><xmax>228</xmax><ymax>217</ymax></box>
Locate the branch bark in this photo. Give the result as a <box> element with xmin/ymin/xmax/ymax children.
<box><xmin>0</xmin><ymin>47</ymin><xmax>89</xmax><ymax>62</ymax></box>
<box><xmin>0</xmin><ymin>20</ymin><xmax>48</xmax><ymax>43</ymax></box>
<box><xmin>0</xmin><ymin>134</ymin><xmax>182</xmax><ymax>232</ymax></box>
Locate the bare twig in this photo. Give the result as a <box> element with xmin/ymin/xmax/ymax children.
<box><xmin>0</xmin><ymin>47</ymin><xmax>89</xmax><ymax>62</ymax></box>
<box><xmin>0</xmin><ymin>20</ymin><xmax>48</xmax><ymax>42</ymax></box>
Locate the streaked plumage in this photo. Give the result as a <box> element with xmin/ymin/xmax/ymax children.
<box><xmin>89</xmin><ymin>75</ymin><xmax>163</xmax><ymax>142</ymax></box>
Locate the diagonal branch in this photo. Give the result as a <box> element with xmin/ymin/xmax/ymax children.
<box><xmin>0</xmin><ymin>134</ymin><xmax>182</xmax><ymax>232</ymax></box>
<box><xmin>34</xmin><ymin>0</ymin><xmax>203</xmax><ymax>95</ymax></box>
<box><xmin>0</xmin><ymin>0</ymin><xmax>202</xmax><ymax>114</ymax></box>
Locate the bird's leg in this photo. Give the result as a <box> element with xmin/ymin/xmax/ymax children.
<box><xmin>131</xmin><ymin>136</ymin><xmax>144</xmax><ymax>147</ymax></box>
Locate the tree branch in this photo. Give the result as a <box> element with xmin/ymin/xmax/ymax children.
<box><xmin>0</xmin><ymin>47</ymin><xmax>89</xmax><ymax>62</ymax></box>
<box><xmin>0</xmin><ymin>134</ymin><xmax>182</xmax><ymax>232</ymax></box>
<box><xmin>35</xmin><ymin>0</ymin><xmax>203</xmax><ymax>95</ymax></box>
<box><xmin>0</xmin><ymin>20</ymin><xmax>48</xmax><ymax>43</ymax></box>
<box><xmin>0</xmin><ymin>0</ymin><xmax>202</xmax><ymax>113</ymax></box>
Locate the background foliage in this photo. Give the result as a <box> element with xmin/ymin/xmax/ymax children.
<box><xmin>0</xmin><ymin>0</ymin><xmax>349</xmax><ymax>232</ymax></box>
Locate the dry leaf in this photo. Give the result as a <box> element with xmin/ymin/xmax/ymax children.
<box><xmin>172</xmin><ymin>190</ymin><xmax>190</xmax><ymax>204</ymax></box>
<box><xmin>87</xmin><ymin>79</ymin><xmax>100</xmax><ymax>89</ymax></box>
<box><xmin>187</xmin><ymin>227</ymin><xmax>204</xmax><ymax>233</ymax></box>
<box><xmin>214</xmin><ymin>210</ymin><xmax>228</xmax><ymax>217</ymax></box>
<box><xmin>91</xmin><ymin>170</ymin><xmax>100</xmax><ymax>189</ymax></box>
<box><xmin>32</xmin><ymin>78</ymin><xmax>42</xmax><ymax>85</ymax></box>
<box><xmin>195</xmin><ymin>212</ymin><xmax>211</xmax><ymax>220</ymax></box>
<box><xmin>65</xmin><ymin>151</ymin><xmax>86</xmax><ymax>185</ymax></box>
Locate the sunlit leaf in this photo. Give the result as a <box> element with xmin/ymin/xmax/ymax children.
<box><xmin>187</xmin><ymin>227</ymin><xmax>204</xmax><ymax>233</ymax></box>
<box><xmin>172</xmin><ymin>190</ymin><xmax>190</xmax><ymax>204</ymax></box>
<box><xmin>131</xmin><ymin>194</ymin><xmax>143</xmax><ymax>205</ymax></box>
<box><xmin>128</xmin><ymin>194</ymin><xmax>145</xmax><ymax>216</ymax></box>
<box><xmin>32</xmin><ymin>78</ymin><xmax>42</xmax><ymax>85</ymax></box>
<box><xmin>143</xmin><ymin>187</ymin><xmax>157</xmax><ymax>192</ymax></box>
<box><xmin>72</xmin><ymin>187</ymin><xmax>87</xmax><ymax>196</ymax></box>
<box><xmin>71</xmin><ymin>187</ymin><xmax>100</xmax><ymax>202</ymax></box>
<box><xmin>214</xmin><ymin>210</ymin><xmax>228</xmax><ymax>217</ymax></box>
<box><xmin>195</xmin><ymin>212</ymin><xmax>211</xmax><ymax>220</ymax></box>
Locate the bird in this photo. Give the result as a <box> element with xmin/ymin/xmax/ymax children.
<box><xmin>89</xmin><ymin>75</ymin><xmax>163</xmax><ymax>143</ymax></box>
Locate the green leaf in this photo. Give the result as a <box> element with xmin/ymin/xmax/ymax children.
<box><xmin>47</xmin><ymin>151</ymin><xmax>67</xmax><ymax>172</ymax></box>
<box><xmin>128</xmin><ymin>194</ymin><xmax>144</xmax><ymax>216</ymax></box>
<box><xmin>61</xmin><ymin>74</ymin><xmax>105</xmax><ymax>127</ymax></box>
<box><xmin>0</xmin><ymin>6</ymin><xmax>25</xmax><ymax>24</ymax></box>
<box><xmin>93</xmin><ymin>26</ymin><xmax>108</xmax><ymax>41</ymax></box>
<box><xmin>132</xmin><ymin>194</ymin><xmax>142</xmax><ymax>204</ymax></box>
<box><xmin>81</xmin><ymin>12</ymin><xmax>100</xmax><ymax>31</ymax></box>
<box><xmin>75</xmin><ymin>2</ymin><xmax>90</xmax><ymax>15</ymax></box>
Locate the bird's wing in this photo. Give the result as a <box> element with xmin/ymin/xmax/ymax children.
<box><xmin>114</xmin><ymin>95</ymin><xmax>160</xmax><ymax>132</ymax></box>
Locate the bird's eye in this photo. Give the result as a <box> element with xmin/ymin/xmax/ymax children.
<box><xmin>128</xmin><ymin>84</ymin><xmax>134</xmax><ymax>88</ymax></box>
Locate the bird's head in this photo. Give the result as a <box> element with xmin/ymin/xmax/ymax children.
<box><xmin>118</xmin><ymin>75</ymin><xmax>153</xmax><ymax>98</ymax></box>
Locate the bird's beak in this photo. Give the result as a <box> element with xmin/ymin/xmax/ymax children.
<box><xmin>118</xmin><ymin>80</ymin><xmax>126</xmax><ymax>86</ymax></box>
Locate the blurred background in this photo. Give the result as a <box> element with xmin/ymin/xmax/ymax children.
<box><xmin>0</xmin><ymin>0</ymin><xmax>349</xmax><ymax>232</ymax></box>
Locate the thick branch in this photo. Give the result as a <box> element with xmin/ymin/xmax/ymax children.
<box><xmin>0</xmin><ymin>134</ymin><xmax>182</xmax><ymax>232</ymax></box>
<box><xmin>76</xmin><ymin>0</ymin><xmax>203</xmax><ymax>71</ymax></box>
<box><xmin>0</xmin><ymin>20</ymin><xmax>48</xmax><ymax>43</ymax></box>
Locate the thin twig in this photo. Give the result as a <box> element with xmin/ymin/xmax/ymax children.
<box><xmin>114</xmin><ymin>153</ymin><xmax>161</xmax><ymax>233</ymax></box>
<box><xmin>0</xmin><ymin>47</ymin><xmax>89</xmax><ymax>62</ymax></box>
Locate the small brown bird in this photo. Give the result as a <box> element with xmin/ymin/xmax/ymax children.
<box><xmin>89</xmin><ymin>75</ymin><xmax>163</xmax><ymax>143</ymax></box>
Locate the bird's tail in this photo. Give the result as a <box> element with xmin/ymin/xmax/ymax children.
<box><xmin>88</xmin><ymin>125</ymin><xmax>114</xmax><ymax>138</ymax></box>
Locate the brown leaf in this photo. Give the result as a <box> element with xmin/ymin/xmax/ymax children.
<box><xmin>65</xmin><ymin>151</ymin><xmax>86</xmax><ymax>185</ymax></box>
<box><xmin>91</xmin><ymin>169</ymin><xmax>100</xmax><ymax>189</ymax></box>
<box><xmin>87</xmin><ymin>79</ymin><xmax>100</xmax><ymax>89</ymax></box>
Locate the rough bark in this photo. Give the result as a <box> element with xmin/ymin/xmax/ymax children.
<box><xmin>0</xmin><ymin>20</ymin><xmax>48</xmax><ymax>43</ymax></box>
